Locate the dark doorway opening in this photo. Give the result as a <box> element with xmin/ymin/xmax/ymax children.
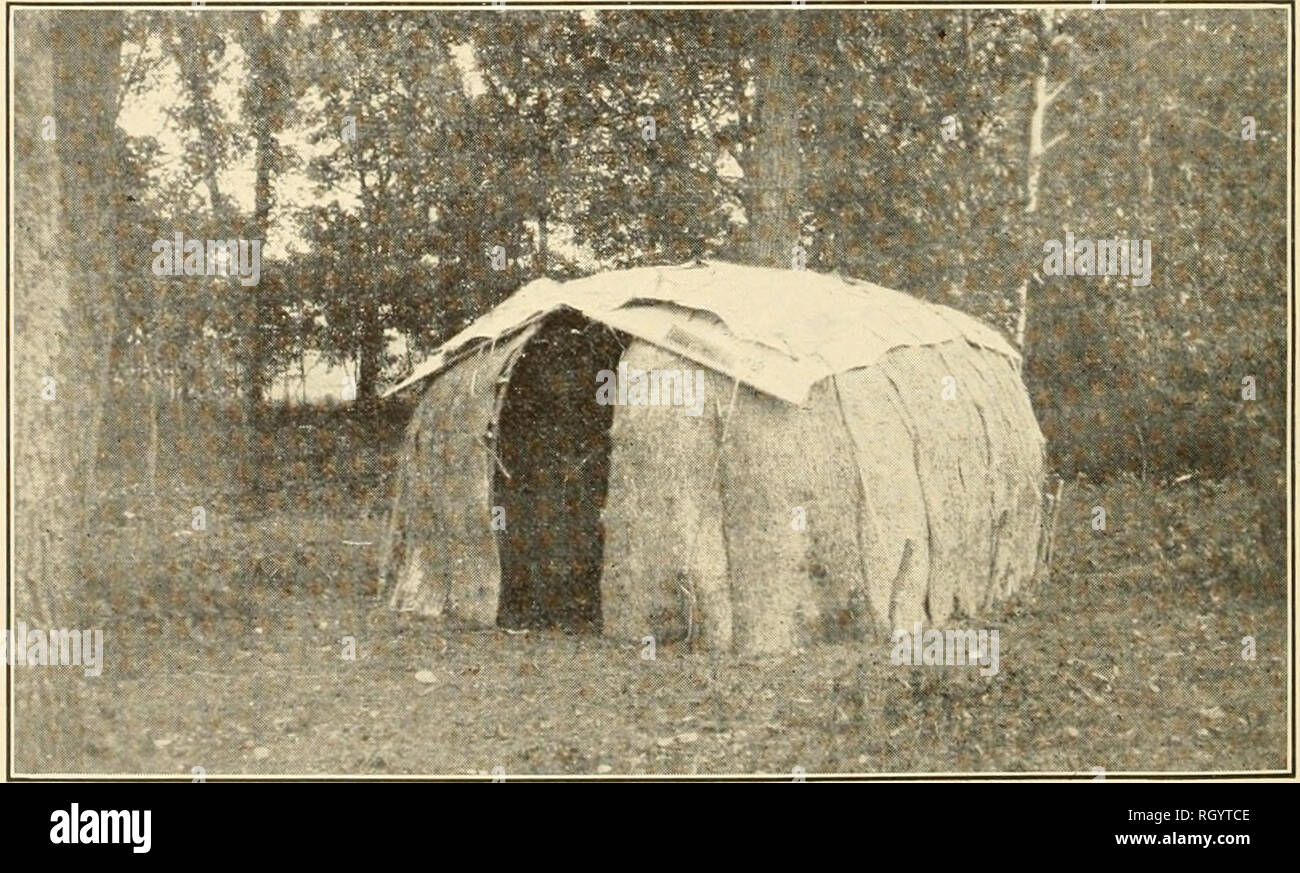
<box><xmin>493</xmin><ymin>311</ymin><xmax>624</xmax><ymax>632</ymax></box>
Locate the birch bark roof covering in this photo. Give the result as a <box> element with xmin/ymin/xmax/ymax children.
<box><xmin>382</xmin><ymin>262</ymin><xmax>1046</xmax><ymax>655</ymax></box>
<box><xmin>387</xmin><ymin>260</ymin><xmax>1020</xmax><ymax>404</ymax></box>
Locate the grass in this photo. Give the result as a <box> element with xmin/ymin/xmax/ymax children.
<box><xmin>18</xmin><ymin>406</ymin><xmax>1290</xmax><ymax>776</ymax></box>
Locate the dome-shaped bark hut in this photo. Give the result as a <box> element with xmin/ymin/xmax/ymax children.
<box><xmin>381</xmin><ymin>261</ymin><xmax>1046</xmax><ymax>655</ymax></box>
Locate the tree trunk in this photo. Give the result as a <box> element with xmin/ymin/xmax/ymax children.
<box><xmin>175</xmin><ymin>16</ymin><xmax>262</xmax><ymax>494</ymax></box>
<box><xmin>144</xmin><ymin>334</ymin><xmax>174</xmax><ymax>636</ymax></box>
<box><xmin>357</xmin><ymin>322</ymin><xmax>386</xmax><ymax>404</ymax></box>
<box><xmin>59</xmin><ymin>17</ymin><xmax>123</xmax><ymax>550</ymax></box>
<box><xmin>357</xmin><ymin>213</ymin><xmax>385</xmax><ymax>404</ymax></box>
<box><xmin>1014</xmin><ymin>11</ymin><xmax>1064</xmax><ymax>356</ymax></box>
<box><xmin>244</xmin><ymin>11</ymin><xmax>275</xmax><ymax>419</ymax></box>
<box><xmin>14</xmin><ymin>9</ymin><xmax>122</xmax><ymax>772</ymax></box>
<box><xmin>748</xmin><ymin>12</ymin><xmax>802</xmax><ymax>268</ymax></box>
<box><xmin>243</xmin><ymin>11</ymin><xmax>281</xmax><ymax>497</ymax></box>
<box><xmin>951</xmin><ymin>9</ymin><xmax>976</xmax><ymax>301</ymax></box>
<box><xmin>536</xmin><ymin>208</ymin><xmax>548</xmax><ymax>277</ymax></box>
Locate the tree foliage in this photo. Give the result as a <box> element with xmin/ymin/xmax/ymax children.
<box><xmin>111</xmin><ymin>8</ymin><xmax>1285</xmax><ymax>483</ymax></box>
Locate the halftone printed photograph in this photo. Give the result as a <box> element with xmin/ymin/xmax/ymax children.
<box><xmin>4</xmin><ymin>0</ymin><xmax>1292</xmax><ymax>783</ymax></box>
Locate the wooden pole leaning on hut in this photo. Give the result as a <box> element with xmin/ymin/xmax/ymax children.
<box><xmin>1037</xmin><ymin>474</ymin><xmax>1065</xmax><ymax>582</ymax></box>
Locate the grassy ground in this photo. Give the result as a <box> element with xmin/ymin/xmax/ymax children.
<box><xmin>30</xmin><ymin>407</ymin><xmax>1291</xmax><ymax>776</ymax></box>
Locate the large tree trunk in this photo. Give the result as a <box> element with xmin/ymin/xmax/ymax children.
<box><xmin>14</xmin><ymin>9</ymin><xmax>122</xmax><ymax>772</ymax></box>
<box><xmin>748</xmin><ymin>12</ymin><xmax>802</xmax><ymax>268</ymax></box>
<box><xmin>60</xmin><ymin>20</ymin><xmax>123</xmax><ymax>544</ymax></box>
